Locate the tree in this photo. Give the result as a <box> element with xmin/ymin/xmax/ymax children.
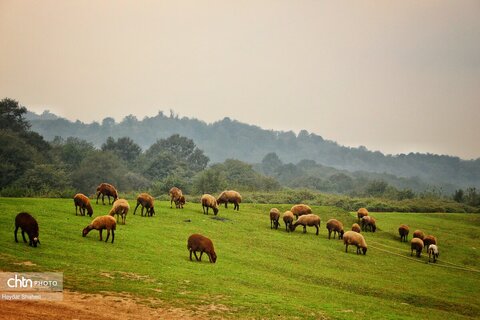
<box><xmin>0</xmin><ymin>130</ymin><xmax>36</xmax><ymax>188</ymax></box>
<box><xmin>70</xmin><ymin>151</ymin><xmax>129</xmax><ymax>194</ymax></box>
<box><xmin>365</xmin><ymin>180</ymin><xmax>389</xmax><ymax>197</ymax></box>
<box><xmin>193</xmin><ymin>168</ymin><xmax>227</xmax><ymax>194</ymax></box>
<box><xmin>101</xmin><ymin>136</ymin><xmax>142</xmax><ymax>164</ymax></box>
<box><xmin>15</xmin><ymin>164</ymin><xmax>71</xmax><ymax>192</ymax></box>
<box><xmin>0</xmin><ymin>98</ymin><xmax>30</xmax><ymax>133</ymax></box>
<box><xmin>57</xmin><ymin>137</ymin><xmax>96</xmax><ymax>169</ymax></box>
<box><xmin>453</xmin><ymin>189</ymin><xmax>464</xmax><ymax>203</ymax></box>
<box><xmin>261</xmin><ymin>152</ymin><xmax>283</xmax><ymax>176</ymax></box>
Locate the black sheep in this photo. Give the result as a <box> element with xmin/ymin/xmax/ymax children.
<box><xmin>14</xmin><ymin>212</ymin><xmax>40</xmax><ymax>247</ymax></box>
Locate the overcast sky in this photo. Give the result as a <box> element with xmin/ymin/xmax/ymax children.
<box><xmin>1</xmin><ymin>1</ymin><xmax>479</xmax><ymax>159</ymax></box>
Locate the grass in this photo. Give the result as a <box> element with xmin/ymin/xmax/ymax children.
<box><xmin>0</xmin><ymin>197</ymin><xmax>479</xmax><ymax>319</ymax></box>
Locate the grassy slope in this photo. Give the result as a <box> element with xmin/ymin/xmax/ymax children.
<box><xmin>0</xmin><ymin>198</ymin><xmax>479</xmax><ymax>319</ymax></box>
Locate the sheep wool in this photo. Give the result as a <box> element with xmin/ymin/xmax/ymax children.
<box><xmin>83</xmin><ymin>215</ymin><xmax>117</xmax><ymax>243</ymax></box>
<box><xmin>217</xmin><ymin>190</ymin><xmax>242</xmax><ymax>211</ymax></box>
<box><xmin>201</xmin><ymin>194</ymin><xmax>219</xmax><ymax>215</ymax></box>
<box><xmin>343</xmin><ymin>231</ymin><xmax>367</xmax><ymax>255</ymax></box>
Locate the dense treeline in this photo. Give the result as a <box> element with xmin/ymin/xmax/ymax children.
<box><xmin>1</xmin><ymin>98</ymin><xmax>479</xmax><ymax>213</ymax></box>
<box><xmin>26</xmin><ymin>108</ymin><xmax>480</xmax><ymax>193</ymax></box>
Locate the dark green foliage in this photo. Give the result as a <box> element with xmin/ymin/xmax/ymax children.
<box><xmin>0</xmin><ymin>130</ymin><xmax>36</xmax><ymax>188</ymax></box>
<box><xmin>0</xmin><ymin>98</ymin><xmax>30</xmax><ymax>132</ymax></box>
<box><xmin>70</xmin><ymin>151</ymin><xmax>129</xmax><ymax>195</ymax></box>
<box><xmin>101</xmin><ymin>136</ymin><xmax>142</xmax><ymax>164</ymax></box>
<box><xmin>26</xmin><ymin>110</ymin><xmax>480</xmax><ymax>193</ymax></box>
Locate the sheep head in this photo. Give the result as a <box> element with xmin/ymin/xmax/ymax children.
<box><xmin>82</xmin><ymin>226</ymin><xmax>92</xmax><ymax>237</ymax></box>
<box><xmin>362</xmin><ymin>247</ymin><xmax>367</xmax><ymax>255</ymax></box>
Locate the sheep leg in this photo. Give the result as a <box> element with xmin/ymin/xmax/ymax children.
<box><xmin>193</xmin><ymin>251</ymin><xmax>200</xmax><ymax>261</ymax></box>
<box><xmin>99</xmin><ymin>229</ymin><xmax>103</xmax><ymax>241</ymax></box>
<box><xmin>315</xmin><ymin>225</ymin><xmax>319</xmax><ymax>235</ymax></box>
<box><xmin>328</xmin><ymin>230</ymin><xmax>331</xmax><ymax>239</ymax></box>
<box><xmin>75</xmin><ymin>205</ymin><xmax>78</xmax><ymax>216</ymax></box>
<box><xmin>105</xmin><ymin>229</ymin><xmax>110</xmax><ymax>242</ymax></box>
<box><xmin>14</xmin><ymin>226</ymin><xmax>19</xmax><ymax>242</ymax></box>
<box><xmin>96</xmin><ymin>193</ymin><xmax>100</xmax><ymax>204</ymax></box>
<box><xmin>21</xmin><ymin>230</ymin><xmax>27</xmax><ymax>243</ymax></box>
<box><xmin>101</xmin><ymin>194</ymin><xmax>105</xmax><ymax>205</ymax></box>
<box><xmin>345</xmin><ymin>244</ymin><xmax>348</xmax><ymax>253</ymax></box>
<box><xmin>303</xmin><ymin>226</ymin><xmax>307</xmax><ymax>233</ymax></box>
<box><xmin>111</xmin><ymin>230</ymin><xmax>115</xmax><ymax>243</ymax></box>
<box><xmin>133</xmin><ymin>203</ymin><xmax>140</xmax><ymax>215</ymax></box>
<box><xmin>199</xmin><ymin>251</ymin><xmax>204</xmax><ymax>261</ymax></box>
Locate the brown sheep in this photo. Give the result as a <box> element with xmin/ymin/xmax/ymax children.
<box><xmin>343</xmin><ymin>231</ymin><xmax>367</xmax><ymax>255</ymax></box>
<box><xmin>351</xmin><ymin>223</ymin><xmax>361</xmax><ymax>233</ymax></box>
<box><xmin>108</xmin><ymin>199</ymin><xmax>129</xmax><ymax>224</ymax></box>
<box><xmin>187</xmin><ymin>234</ymin><xmax>217</xmax><ymax>263</ymax></box>
<box><xmin>361</xmin><ymin>216</ymin><xmax>377</xmax><ymax>232</ymax></box>
<box><xmin>178</xmin><ymin>195</ymin><xmax>186</xmax><ymax>208</ymax></box>
<box><xmin>269</xmin><ymin>208</ymin><xmax>281</xmax><ymax>229</ymax></box>
<box><xmin>398</xmin><ymin>224</ymin><xmax>409</xmax><ymax>242</ymax></box>
<box><xmin>289</xmin><ymin>214</ymin><xmax>321</xmax><ymax>235</ymax></box>
<box><xmin>411</xmin><ymin>238</ymin><xmax>424</xmax><ymax>257</ymax></box>
<box><xmin>73</xmin><ymin>193</ymin><xmax>93</xmax><ymax>217</ymax></box>
<box><xmin>413</xmin><ymin>230</ymin><xmax>425</xmax><ymax>240</ymax></box>
<box><xmin>169</xmin><ymin>187</ymin><xmax>184</xmax><ymax>209</ymax></box>
<box><xmin>326</xmin><ymin>219</ymin><xmax>344</xmax><ymax>239</ymax></box>
<box><xmin>357</xmin><ymin>208</ymin><xmax>369</xmax><ymax>221</ymax></box>
<box><xmin>283</xmin><ymin>211</ymin><xmax>294</xmax><ymax>232</ymax></box>
<box><xmin>428</xmin><ymin>244</ymin><xmax>439</xmax><ymax>263</ymax></box>
<box><xmin>290</xmin><ymin>204</ymin><xmax>312</xmax><ymax>219</ymax></box>
<box><xmin>14</xmin><ymin>212</ymin><xmax>40</xmax><ymax>247</ymax></box>
<box><xmin>423</xmin><ymin>235</ymin><xmax>437</xmax><ymax>251</ymax></box>
<box><xmin>83</xmin><ymin>215</ymin><xmax>116</xmax><ymax>243</ymax></box>
<box><xmin>96</xmin><ymin>183</ymin><xmax>118</xmax><ymax>205</ymax></box>
<box><xmin>217</xmin><ymin>190</ymin><xmax>242</xmax><ymax>211</ymax></box>
<box><xmin>133</xmin><ymin>193</ymin><xmax>155</xmax><ymax>217</ymax></box>
<box><xmin>201</xmin><ymin>194</ymin><xmax>219</xmax><ymax>215</ymax></box>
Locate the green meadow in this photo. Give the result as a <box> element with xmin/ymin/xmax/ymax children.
<box><xmin>0</xmin><ymin>197</ymin><xmax>479</xmax><ymax>319</ymax></box>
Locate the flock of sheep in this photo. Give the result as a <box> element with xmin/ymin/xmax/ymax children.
<box><xmin>13</xmin><ymin>183</ymin><xmax>439</xmax><ymax>264</ymax></box>
<box><xmin>269</xmin><ymin>206</ymin><xmax>440</xmax><ymax>262</ymax></box>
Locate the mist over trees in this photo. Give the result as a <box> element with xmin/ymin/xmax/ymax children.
<box><xmin>26</xmin><ymin>109</ymin><xmax>480</xmax><ymax>193</ymax></box>
<box><xmin>2</xmin><ymin>97</ymin><xmax>480</xmax><ymax>214</ymax></box>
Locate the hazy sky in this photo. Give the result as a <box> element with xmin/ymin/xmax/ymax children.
<box><xmin>1</xmin><ymin>1</ymin><xmax>479</xmax><ymax>159</ymax></box>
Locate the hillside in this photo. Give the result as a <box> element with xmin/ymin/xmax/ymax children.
<box><xmin>26</xmin><ymin>110</ymin><xmax>480</xmax><ymax>190</ymax></box>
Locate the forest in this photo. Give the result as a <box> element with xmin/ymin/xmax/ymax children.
<box><xmin>2</xmin><ymin>98</ymin><xmax>479</xmax><ymax>212</ymax></box>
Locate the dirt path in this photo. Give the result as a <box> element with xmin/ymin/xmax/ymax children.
<box><xmin>0</xmin><ymin>290</ymin><xmax>205</xmax><ymax>320</ymax></box>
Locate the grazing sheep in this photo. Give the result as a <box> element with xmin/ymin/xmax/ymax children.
<box><xmin>423</xmin><ymin>235</ymin><xmax>437</xmax><ymax>251</ymax></box>
<box><xmin>269</xmin><ymin>208</ymin><xmax>281</xmax><ymax>229</ymax></box>
<box><xmin>169</xmin><ymin>187</ymin><xmax>184</xmax><ymax>209</ymax></box>
<box><xmin>201</xmin><ymin>194</ymin><xmax>219</xmax><ymax>215</ymax></box>
<box><xmin>343</xmin><ymin>231</ymin><xmax>367</xmax><ymax>255</ymax></box>
<box><xmin>217</xmin><ymin>190</ymin><xmax>242</xmax><ymax>211</ymax></box>
<box><xmin>326</xmin><ymin>219</ymin><xmax>344</xmax><ymax>239</ymax></box>
<box><xmin>351</xmin><ymin>223</ymin><xmax>361</xmax><ymax>233</ymax></box>
<box><xmin>428</xmin><ymin>244</ymin><xmax>439</xmax><ymax>263</ymax></box>
<box><xmin>133</xmin><ymin>193</ymin><xmax>155</xmax><ymax>217</ymax></box>
<box><xmin>283</xmin><ymin>211</ymin><xmax>294</xmax><ymax>232</ymax></box>
<box><xmin>290</xmin><ymin>204</ymin><xmax>312</xmax><ymax>219</ymax></box>
<box><xmin>357</xmin><ymin>208</ymin><xmax>369</xmax><ymax>221</ymax></box>
<box><xmin>289</xmin><ymin>214</ymin><xmax>321</xmax><ymax>235</ymax></box>
<box><xmin>178</xmin><ymin>195</ymin><xmax>186</xmax><ymax>208</ymax></box>
<box><xmin>108</xmin><ymin>199</ymin><xmax>129</xmax><ymax>225</ymax></box>
<box><xmin>82</xmin><ymin>215</ymin><xmax>116</xmax><ymax>243</ymax></box>
<box><xmin>96</xmin><ymin>183</ymin><xmax>118</xmax><ymax>205</ymax></box>
<box><xmin>187</xmin><ymin>234</ymin><xmax>217</xmax><ymax>263</ymax></box>
<box><xmin>398</xmin><ymin>224</ymin><xmax>409</xmax><ymax>242</ymax></box>
<box><xmin>73</xmin><ymin>193</ymin><xmax>93</xmax><ymax>217</ymax></box>
<box><xmin>361</xmin><ymin>216</ymin><xmax>377</xmax><ymax>232</ymax></box>
<box><xmin>413</xmin><ymin>230</ymin><xmax>425</xmax><ymax>240</ymax></box>
<box><xmin>411</xmin><ymin>238</ymin><xmax>424</xmax><ymax>257</ymax></box>
<box><xmin>14</xmin><ymin>212</ymin><xmax>40</xmax><ymax>247</ymax></box>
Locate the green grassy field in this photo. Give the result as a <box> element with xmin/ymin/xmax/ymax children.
<box><xmin>1</xmin><ymin>197</ymin><xmax>479</xmax><ymax>319</ymax></box>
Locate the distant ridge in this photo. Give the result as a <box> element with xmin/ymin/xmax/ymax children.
<box><xmin>26</xmin><ymin>110</ymin><xmax>480</xmax><ymax>190</ymax></box>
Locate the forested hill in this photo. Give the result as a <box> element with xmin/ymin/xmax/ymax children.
<box><xmin>26</xmin><ymin>110</ymin><xmax>480</xmax><ymax>189</ymax></box>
